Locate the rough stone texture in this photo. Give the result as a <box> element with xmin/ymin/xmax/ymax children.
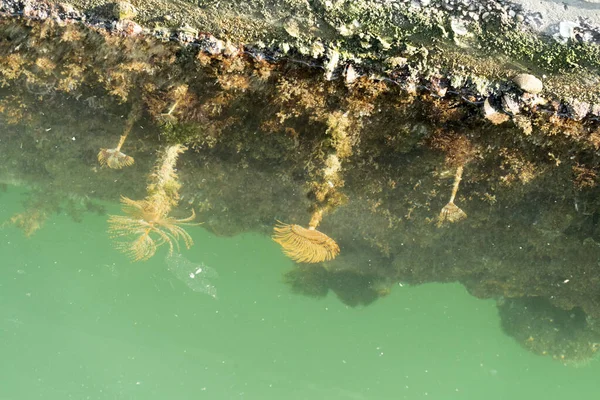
<box><xmin>2</xmin><ymin>0</ymin><xmax>599</xmax><ymax>109</ymax></box>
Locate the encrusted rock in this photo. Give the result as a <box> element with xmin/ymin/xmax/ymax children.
<box><xmin>484</xmin><ymin>97</ymin><xmax>509</xmax><ymax>125</ymax></box>
<box><xmin>513</xmin><ymin>73</ymin><xmax>543</xmax><ymax>94</ymax></box>
<box><xmin>558</xmin><ymin>21</ymin><xmax>579</xmax><ymax>41</ymax></box>
<box><xmin>501</xmin><ymin>94</ymin><xmax>520</xmax><ymax>115</ymax></box>
<box><xmin>178</xmin><ymin>24</ymin><xmax>199</xmax><ymax>44</ymax></box>
<box><xmin>385</xmin><ymin>56</ymin><xmax>407</xmax><ymax>69</ymax></box>
<box><xmin>283</xmin><ymin>18</ymin><xmax>301</xmax><ymax>39</ymax></box>
<box><xmin>198</xmin><ymin>33</ymin><xmax>224</xmax><ymax>54</ymax></box>
<box><xmin>323</xmin><ymin>48</ymin><xmax>340</xmax><ymax>81</ymax></box>
<box><xmin>567</xmin><ymin>98</ymin><xmax>590</xmax><ymax>121</ymax></box>
<box><xmin>450</xmin><ymin>17</ymin><xmax>469</xmax><ymax>36</ymax></box>
<box><xmin>57</xmin><ymin>3</ymin><xmax>75</xmax><ymax>14</ymax></box>
<box><xmin>113</xmin><ymin>19</ymin><xmax>142</xmax><ymax>35</ymax></box>
<box><xmin>112</xmin><ymin>1</ymin><xmax>137</xmax><ymax>21</ymax></box>
<box><xmin>513</xmin><ymin>115</ymin><xmax>533</xmax><ymax>136</ymax></box>
<box><xmin>223</xmin><ymin>41</ymin><xmax>240</xmax><ymax>57</ymax></box>
<box><xmin>311</xmin><ymin>41</ymin><xmax>325</xmax><ymax>58</ymax></box>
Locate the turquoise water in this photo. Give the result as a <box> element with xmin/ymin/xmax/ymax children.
<box><xmin>1</xmin><ymin>185</ymin><xmax>599</xmax><ymax>400</ymax></box>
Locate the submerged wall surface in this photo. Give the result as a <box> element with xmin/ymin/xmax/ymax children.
<box><xmin>1</xmin><ymin>0</ymin><xmax>600</xmax><ymax>364</ymax></box>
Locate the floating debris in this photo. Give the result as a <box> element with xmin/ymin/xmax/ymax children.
<box><xmin>166</xmin><ymin>253</ymin><xmax>218</xmax><ymax>299</ymax></box>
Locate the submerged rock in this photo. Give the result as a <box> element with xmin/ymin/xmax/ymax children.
<box><xmin>513</xmin><ymin>73</ymin><xmax>543</xmax><ymax>94</ymax></box>
<box><xmin>112</xmin><ymin>1</ymin><xmax>137</xmax><ymax>21</ymax></box>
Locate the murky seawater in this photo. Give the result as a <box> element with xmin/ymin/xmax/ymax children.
<box><xmin>1</xmin><ymin>185</ymin><xmax>599</xmax><ymax>400</ymax></box>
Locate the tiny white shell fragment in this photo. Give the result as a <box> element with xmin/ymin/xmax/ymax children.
<box><xmin>345</xmin><ymin>64</ymin><xmax>358</xmax><ymax>84</ymax></box>
<box><xmin>323</xmin><ymin>49</ymin><xmax>340</xmax><ymax>81</ymax></box>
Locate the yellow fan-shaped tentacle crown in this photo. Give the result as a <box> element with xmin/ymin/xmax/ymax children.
<box><xmin>272</xmin><ymin>222</ymin><xmax>340</xmax><ymax>263</ymax></box>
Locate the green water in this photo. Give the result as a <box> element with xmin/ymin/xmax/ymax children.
<box><xmin>1</xmin><ymin>186</ymin><xmax>599</xmax><ymax>400</ymax></box>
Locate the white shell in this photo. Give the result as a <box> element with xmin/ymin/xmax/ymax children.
<box><xmin>513</xmin><ymin>74</ymin><xmax>543</xmax><ymax>94</ymax></box>
<box><xmin>345</xmin><ymin>64</ymin><xmax>358</xmax><ymax>84</ymax></box>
